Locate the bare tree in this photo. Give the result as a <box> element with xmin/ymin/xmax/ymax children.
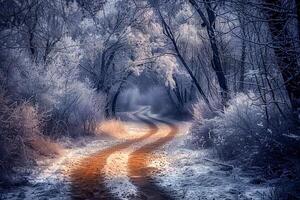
<box><xmin>157</xmin><ymin>9</ymin><xmax>212</xmax><ymax>110</ymax></box>
<box><xmin>263</xmin><ymin>0</ymin><xmax>300</xmax><ymax>120</ymax></box>
<box><xmin>188</xmin><ymin>0</ymin><xmax>229</xmax><ymax>106</ymax></box>
<box><xmin>237</xmin><ymin>5</ymin><xmax>247</xmax><ymax>92</ymax></box>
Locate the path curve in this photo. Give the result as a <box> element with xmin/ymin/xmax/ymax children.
<box><xmin>128</xmin><ymin>117</ymin><xmax>178</xmax><ymax>200</ymax></box>
<box><xmin>70</xmin><ymin>115</ymin><xmax>158</xmax><ymax>200</ymax></box>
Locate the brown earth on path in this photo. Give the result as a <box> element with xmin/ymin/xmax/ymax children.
<box><xmin>70</xmin><ymin>117</ymin><xmax>158</xmax><ymax>200</ymax></box>
<box><xmin>128</xmin><ymin>119</ymin><xmax>178</xmax><ymax>200</ymax></box>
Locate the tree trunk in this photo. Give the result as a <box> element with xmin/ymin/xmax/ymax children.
<box><xmin>104</xmin><ymin>98</ymin><xmax>111</xmax><ymax>118</ymax></box>
<box><xmin>263</xmin><ymin>0</ymin><xmax>300</xmax><ymax>119</ymax></box>
<box><xmin>157</xmin><ymin>9</ymin><xmax>212</xmax><ymax>110</ymax></box>
<box><xmin>111</xmin><ymin>90</ymin><xmax>121</xmax><ymax>117</ymax></box>
<box><xmin>237</xmin><ymin>2</ymin><xmax>247</xmax><ymax>93</ymax></box>
<box><xmin>177</xmin><ymin>53</ymin><xmax>212</xmax><ymax>110</ymax></box>
<box><xmin>111</xmin><ymin>71</ymin><xmax>133</xmax><ymax>117</ymax></box>
<box><xmin>296</xmin><ymin>0</ymin><xmax>300</xmax><ymax>41</ymax></box>
<box><xmin>239</xmin><ymin>33</ymin><xmax>246</xmax><ymax>92</ymax></box>
<box><xmin>189</xmin><ymin>0</ymin><xmax>229</xmax><ymax>105</ymax></box>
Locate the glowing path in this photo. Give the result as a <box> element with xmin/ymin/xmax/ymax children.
<box><xmin>70</xmin><ymin>107</ymin><xmax>177</xmax><ymax>200</ymax></box>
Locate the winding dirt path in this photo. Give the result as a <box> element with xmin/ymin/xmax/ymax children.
<box><xmin>128</xmin><ymin>118</ymin><xmax>178</xmax><ymax>200</ymax></box>
<box><xmin>70</xmin><ymin>116</ymin><xmax>158</xmax><ymax>200</ymax></box>
<box><xmin>70</xmin><ymin>111</ymin><xmax>177</xmax><ymax>200</ymax></box>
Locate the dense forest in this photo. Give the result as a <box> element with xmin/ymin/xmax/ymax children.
<box><xmin>0</xmin><ymin>0</ymin><xmax>300</xmax><ymax>199</ymax></box>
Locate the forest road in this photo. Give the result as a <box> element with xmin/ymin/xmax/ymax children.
<box><xmin>128</xmin><ymin>116</ymin><xmax>178</xmax><ymax>200</ymax></box>
<box><xmin>70</xmin><ymin>107</ymin><xmax>177</xmax><ymax>200</ymax></box>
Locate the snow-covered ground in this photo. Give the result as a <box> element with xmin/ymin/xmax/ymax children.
<box><xmin>150</xmin><ymin>121</ymin><xmax>271</xmax><ymax>200</ymax></box>
<box><xmin>0</xmin><ymin>114</ymin><xmax>271</xmax><ymax>200</ymax></box>
<box><xmin>0</xmin><ymin>137</ymin><xmax>117</xmax><ymax>200</ymax></box>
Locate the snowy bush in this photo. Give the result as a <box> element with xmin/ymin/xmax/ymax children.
<box><xmin>212</xmin><ymin>93</ymin><xmax>268</xmax><ymax>161</ymax></box>
<box><xmin>44</xmin><ymin>82</ymin><xmax>106</xmax><ymax>137</ymax></box>
<box><xmin>6</xmin><ymin>36</ymin><xmax>106</xmax><ymax>138</ymax></box>
<box><xmin>63</xmin><ymin>83</ymin><xmax>105</xmax><ymax>136</ymax></box>
<box><xmin>191</xmin><ymin>93</ymin><xmax>298</xmax><ymax>168</ymax></box>
<box><xmin>0</xmin><ymin>89</ymin><xmax>61</xmax><ymax>184</ymax></box>
<box><xmin>188</xmin><ymin>98</ymin><xmax>219</xmax><ymax>148</ymax></box>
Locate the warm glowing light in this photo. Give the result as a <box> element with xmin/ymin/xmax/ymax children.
<box><xmin>70</xmin><ymin>119</ymin><xmax>179</xmax><ymax>199</ymax></box>
<box><xmin>96</xmin><ymin>119</ymin><xmax>149</xmax><ymax>140</ymax></box>
<box><xmin>104</xmin><ymin>123</ymin><xmax>171</xmax><ymax>179</ymax></box>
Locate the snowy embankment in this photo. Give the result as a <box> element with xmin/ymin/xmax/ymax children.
<box><xmin>150</xmin><ymin>121</ymin><xmax>271</xmax><ymax>200</ymax></box>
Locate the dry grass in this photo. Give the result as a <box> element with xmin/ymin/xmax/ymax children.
<box><xmin>27</xmin><ymin>136</ymin><xmax>63</xmax><ymax>158</ymax></box>
<box><xmin>96</xmin><ymin>119</ymin><xmax>152</xmax><ymax>140</ymax></box>
<box><xmin>0</xmin><ymin>89</ymin><xmax>63</xmax><ymax>182</ymax></box>
<box><xmin>96</xmin><ymin>119</ymin><xmax>128</xmax><ymax>139</ymax></box>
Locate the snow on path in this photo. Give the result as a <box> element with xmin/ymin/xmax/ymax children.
<box><xmin>0</xmin><ymin>108</ymin><xmax>271</xmax><ymax>200</ymax></box>
<box><xmin>102</xmin><ymin>108</ymin><xmax>172</xmax><ymax>199</ymax></box>
<box><xmin>103</xmin><ymin>121</ymin><xmax>169</xmax><ymax>199</ymax></box>
<box><xmin>0</xmin><ymin>138</ymin><xmax>116</xmax><ymax>200</ymax></box>
<box><xmin>69</xmin><ymin>111</ymin><xmax>160</xmax><ymax>199</ymax></box>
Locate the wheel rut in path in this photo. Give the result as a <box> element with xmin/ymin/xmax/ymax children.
<box><xmin>70</xmin><ymin>116</ymin><xmax>158</xmax><ymax>200</ymax></box>
<box><xmin>128</xmin><ymin>117</ymin><xmax>178</xmax><ymax>200</ymax></box>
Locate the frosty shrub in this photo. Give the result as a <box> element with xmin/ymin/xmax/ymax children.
<box><xmin>189</xmin><ymin>119</ymin><xmax>214</xmax><ymax>148</ymax></box>
<box><xmin>45</xmin><ymin>82</ymin><xmax>105</xmax><ymax>137</ymax></box>
<box><xmin>188</xmin><ymin>98</ymin><xmax>218</xmax><ymax>148</ymax></box>
<box><xmin>7</xmin><ymin>38</ymin><xmax>106</xmax><ymax>138</ymax></box>
<box><xmin>67</xmin><ymin>84</ymin><xmax>105</xmax><ymax>136</ymax></box>
<box><xmin>0</xmin><ymin>89</ymin><xmax>61</xmax><ymax>184</ymax></box>
<box><xmin>191</xmin><ymin>93</ymin><xmax>299</xmax><ymax>168</ymax></box>
<box><xmin>211</xmin><ymin>93</ymin><xmax>267</xmax><ymax>161</ymax></box>
<box><xmin>0</xmin><ymin>93</ymin><xmax>37</xmax><ymax>176</ymax></box>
